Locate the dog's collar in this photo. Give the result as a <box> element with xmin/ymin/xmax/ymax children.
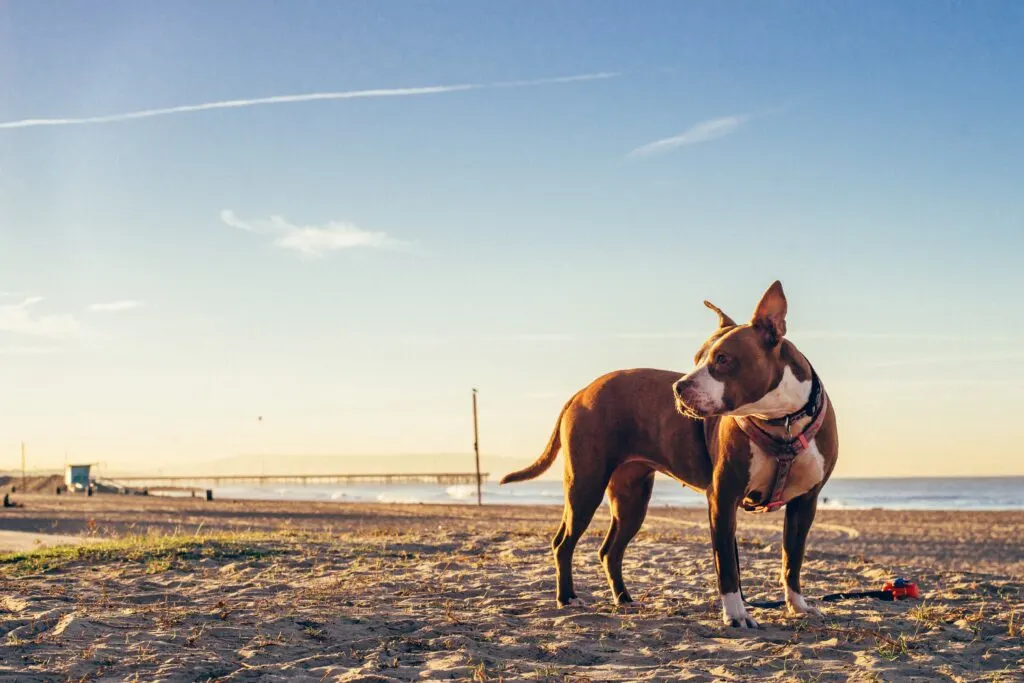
<box><xmin>736</xmin><ymin>370</ymin><xmax>829</xmax><ymax>514</ymax></box>
<box><xmin>759</xmin><ymin>369</ymin><xmax>824</xmax><ymax>430</ymax></box>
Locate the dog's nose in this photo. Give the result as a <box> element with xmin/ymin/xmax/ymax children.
<box><xmin>673</xmin><ymin>379</ymin><xmax>688</xmax><ymax>400</ymax></box>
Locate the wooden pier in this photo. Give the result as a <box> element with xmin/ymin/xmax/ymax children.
<box><xmin>106</xmin><ymin>472</ymin><xmax>488</xmax><ymax>488</ymax></box>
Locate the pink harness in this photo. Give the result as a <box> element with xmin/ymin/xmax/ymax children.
<box><xmin>734</xmin><ymin>373</ymin><xmax>829</xmax><ymax>513</ymax></box>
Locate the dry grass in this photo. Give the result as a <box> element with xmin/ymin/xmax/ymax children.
<box><xmin>0</xmin><ymin>531</ymin><xmax>281</xmax><ymax>577</ymax></box>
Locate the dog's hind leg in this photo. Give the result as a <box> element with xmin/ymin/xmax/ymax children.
<box><xmin>553</xmin><ymin>474</ymin><xmax>609</xmax><ymax>608</ymax></box>
<box><xmin>599</xmin><ymin>463</ymin><xmax>654</xmax><ymax>606</ymax></box>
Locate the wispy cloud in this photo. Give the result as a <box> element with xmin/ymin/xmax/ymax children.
<box><xmin>839</xmin><ymin>377</ymin><xmax>1024</xmax><ymax>389</ymax></box>
<box><xmin>799</xmin><ymin>330</ymin><xmax>1024</xmax><ymax>343</ymax></box>
<box><xmin>0</xmin><ymin>297</ymin><xmax>82</xmax><ymax>339</ymax></box>
<box><xmin>512</xmin><ymin>333</ymin><xmax>576</xmax><ymax>343</ymax></box>
<box><xmin>863</xmin><ymin>351</ymin><xmax>1024</xmax><ymax>369</ymax></box>
<box><xmin>88</xmin><ymin>300</ymin><xmax>143</xmax><ymax>313</ymax></box>
<box><xmin>0</xmin><ymin>72</ymin><xmax>620</xmax><ymax>131</ymax></box>
<box><xmin>614</xmin><ymin>331</ymin><xmax>703</xmax><ymax>340</ymax></box>
<box><xmin>0</xmin><ymin>346</ymin><xmax>64</xmax><ymax>356</ymax></box>
<box><xmin>628</xmin><ymin>115</ymin><xmax>748</xmax><ymax>158</ymax></box>
<box><xmin>522</xmin><ymin>390</ymin><xmax>573</xmax><ymax>400</ymax></box>
<box><xmin>801</xmin><ymin>330</ymin><xmax>963</xmax><ymax>341</ymax></box>
<box><xmin>394</xmin><ymin>333</ymin><xmax>577</xmax><ymax>346</ymax></box>
<box><xmin>611</xmin><ymin>328</ymin><xmax>1021</xmax><ymax>345</ymax></box>
<box><xmin>221</xmin><ymin>210</ymin><xmax>407</xmax><ymax>259</ymax></box>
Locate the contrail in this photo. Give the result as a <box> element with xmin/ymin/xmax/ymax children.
<box><xmin>0</xmin><ymin>71</ymin><xmax>620</xmax><ymax>130</ymax></box>
<box><xmin>628</xmin><ymin>115</ymin><xmax>748</xmax><ymax>158</ymax></box>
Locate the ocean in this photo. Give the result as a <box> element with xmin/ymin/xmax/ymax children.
<box><xmin>211</xmin><ymin>476</ymin><xmax>1024</xmax><ymax>511</ymax></box>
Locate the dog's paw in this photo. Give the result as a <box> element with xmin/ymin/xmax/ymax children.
<box><xmin>613</xmin><ymin>591</ymin><xmax>633</xmax><ymax>607</ymax></box>
<box><xmin>785</xmin><ymin>589</ymin><xmax>822</xmax><ymax>618</ymax></box>
<box><xmin>721</xmin><ymin>592</ymin><xmax>759</xmax><ymax>629</ymax></box>
<box><xmin>724</xmin><ymin>612</ymin><xmax>760</xmax><ymax>629</ymax></box>
<box><xmin>557</xmin><ymin>596</ymin><xmax>587</xmax><ymax>609</ymax></box>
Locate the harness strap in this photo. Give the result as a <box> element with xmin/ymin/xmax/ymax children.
<box><xmin>736</xmin><ymin>376</ymin><xmax>830</xmax><ymax>514</ymax></box>
<box><xmin>760</xmin><ymin>453</ymin><xmax>796</xmax><ymax>512</ymax></box>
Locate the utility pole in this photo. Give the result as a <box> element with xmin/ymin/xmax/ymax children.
<box><xmin>21</xmin><ymin>442</ymin><xmax>26</xmax><ymax>489</ymax></box>
<box><xmin>472</xmin><ymin>389</ymin><xmax>482</xmax><ymax>506</ymax></box>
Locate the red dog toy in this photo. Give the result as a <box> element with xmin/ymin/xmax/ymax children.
<box><xmin>881</xmin><ymin>578</ymin><xmax>920</xmax><ymax>601</ymax></box>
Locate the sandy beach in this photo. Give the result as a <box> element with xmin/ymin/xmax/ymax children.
<box><xmin>1</xmin><ymin>493</ymin><xmax>1022</xmax><ymax>681</ymax></box>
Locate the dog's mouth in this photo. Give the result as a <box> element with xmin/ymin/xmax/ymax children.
<box><xmin>675</xmin><ymin>398</ymin><xmax>707</xmax><ymax>421</ymax></box>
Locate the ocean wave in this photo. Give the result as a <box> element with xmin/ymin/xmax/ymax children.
<box><xmin>205</xmin><ymin>477</ymin><xmax>1024</xmax><ymax>511</ymax></box>
<box><xmin>375</xmin><ymin>492</ymin><xmax>426</xmax><ymax>504</ymax></box>
<box><xmin>445</xmin><ymin>485</ymin><xmax>477</xmax><ymax>500</ymax></box>
<box><xmin>507</xmin><ymin>487</ymin><xmax>563</xmax><ymax>498</ymax></box>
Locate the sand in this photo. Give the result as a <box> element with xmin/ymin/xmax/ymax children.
<box><xmin>1</xmin><ymin>493</ymin><xmax>1022</xmax><ymax>681</ymax></box>
<box><xmin>0</xmin><ymin>530</ymin><xmax>101</xmax><ymax>553</ymax></box>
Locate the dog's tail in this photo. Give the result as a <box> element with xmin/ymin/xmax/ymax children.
<box><xmin>499</xmin><ymin>395</ymin><xmax>575</xmax><ymax>485</ymax></box>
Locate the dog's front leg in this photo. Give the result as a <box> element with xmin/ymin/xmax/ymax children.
<box><xmin>708</xmin><ymin>495</ymin><xmax>758</xmax><ymax>628</ymax></box>
<box><xmin>782</xmin><ymin>489</ymin><xmax>822</xmax><ymax>617</ymax></box>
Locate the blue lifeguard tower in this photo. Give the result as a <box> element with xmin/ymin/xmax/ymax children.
<box><xmin>64</xmin><ymin>464</ymin><xmax>93</xmax><ymax>492</ymax></box>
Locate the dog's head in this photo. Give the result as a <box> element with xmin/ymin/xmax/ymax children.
<box><xmin>673</xmin><ymin>280</ymin><xmax>808</xmax><ymax>420</ymax></box>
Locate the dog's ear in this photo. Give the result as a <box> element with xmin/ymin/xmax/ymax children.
<box><xmin>751</xmin><ymin>280</ymin><xmax>787</xmax><ymax>346</ymax></box>
<box><xmin>704</xmin><ymin>300</ymin><xmax>736</xmax><ymax>329</ymax></box>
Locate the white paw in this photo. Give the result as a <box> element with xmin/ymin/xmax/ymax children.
<box><xmin>559</xmin><ymin>597</ymin><xmax>587</xmax><ymax>609</ymax></box>
<box><xmin>721</xmin><ymin>591</ymin><xmax>759</xmax><ymax>629</ymax></box>
<box><xmin>785</xmin><ymin>588</ymin><xmax>822</xmax><ymax>617</ymax></box>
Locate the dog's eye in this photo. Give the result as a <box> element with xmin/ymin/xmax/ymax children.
<box><xmin>714</xmin><ymin>353</ymin><xmax>729</xmax><ymax>366</ymax></box>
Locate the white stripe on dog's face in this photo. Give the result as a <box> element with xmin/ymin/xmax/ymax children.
<box><xmin>727</xmin><ymin>365</ymin><xmax>811</xmax><ymax>420</ymax></box>
<box><xmin>677</xmin><ymin>363</ymin><xmax>726</xmax><ymax>415</ymax></box>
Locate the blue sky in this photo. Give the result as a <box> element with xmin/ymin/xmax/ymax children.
<box><xmin>2</xmin><ymin>1</ymin><xmax>1022</xmax><ymax>476</ymax></box>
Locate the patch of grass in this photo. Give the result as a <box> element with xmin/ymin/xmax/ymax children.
<box><xmin>302</xmin><ymin>625</ymin><xmax>328</xmax><ymax>642</ymax></box>
<box><xmin>800</xmin><ymin>623</ymin><xmax>913</xmax><ymax>660</ymax></box>
<box><xmin>907</xmin><ymin>601</ymin><xmax>949</xmax><ymax>629</ymax></box>
<box><xmin>876</xmin><ymin>634</ymin><xmax>910</xmax><ymax>662</ymax></box>
<box><xmin>531</xmin><ymin>665</ymin><xmax>562</xmax><ymax>681</ymax></box>
<box><xmin>0</xmin><ymin>533</ymin><xmax>281</xmax><ymax>576</ymax></box>
<box><xmin>1008</xmin><ymin>610</ymin><xmax>1022</xmax><ymax>639</ymax></box>
<box><xmin>443</xmin><ymin>599</ymin><xmax>463</xmax><ymax>625</ymax></box>
<box><xmin>144</xmin><ymin>557</ymin><xmax>173</xmax><ymax>574</ymax></box>
<box><xmin>472</xmin><ymin>659</ymin><xmax>516</xmax><ymax>683</ymax></box>
<box><xmin>795</xmin><ymin>672</ymin><xmax>827</xmax><ymax>683</ymax></box>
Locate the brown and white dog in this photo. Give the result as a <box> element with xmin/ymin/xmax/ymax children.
<box><xmin>500</xmin><ymin>281</ymin><xmax>838</xmax><ymax>628</ymax></box>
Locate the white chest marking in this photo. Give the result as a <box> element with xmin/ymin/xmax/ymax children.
<box><xmin>746</xmin><ymin>438</ymin><xmax>825</xmax><ymax>504</ymax></box>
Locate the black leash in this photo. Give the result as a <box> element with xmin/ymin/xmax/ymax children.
<box><xmin>745</xmin><ymin>588</ymin><xmax>908</xmax><ymax>609</ymax></box>
<box><xmin>735</xmin><ymin>540</ymin><xmax>919</xmax><ymax>609</ymax></box>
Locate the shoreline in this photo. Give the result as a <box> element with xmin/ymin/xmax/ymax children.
<box><xmin>6</xmin><ymin>473</ymin><xmax>1024</xmax><ymax>513</ymax></box>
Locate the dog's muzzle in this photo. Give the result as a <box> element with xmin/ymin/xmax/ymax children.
<box><xmin>673</xmin><ymin>378</ymin><xmax>707</xmax><ymax>419</ymax></box>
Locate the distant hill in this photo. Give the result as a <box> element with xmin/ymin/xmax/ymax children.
<box><xmin>0</xmin><ymin>474</ymin><xmax>64</xmax><ymax>494</ymax></box>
